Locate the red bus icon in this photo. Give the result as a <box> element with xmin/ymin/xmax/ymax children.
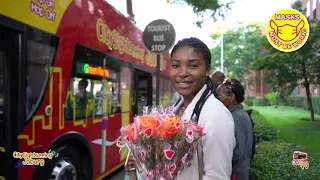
<box><xmin>293</xmin><ymin>151</ymin><xmax>308</xmax><ymax>160</ymax></box>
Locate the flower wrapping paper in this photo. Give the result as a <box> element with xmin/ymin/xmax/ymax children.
<box><xmin>118</xmin><ymin>106</ymin><xmax>205</xmax><ymax>180</ymax></box>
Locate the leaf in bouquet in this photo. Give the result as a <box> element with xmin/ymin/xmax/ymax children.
<box><xmin>131</xmin><ymin>144</ymin><xmax>157</xmax><ymax>177</ymax></box>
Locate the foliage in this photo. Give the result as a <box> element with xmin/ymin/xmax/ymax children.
<box><xmin>160</xmin><ymin>94</ymin><xmax>172</xmax><ymax>106</ymax></box>
<box><xmin>250</xmin><ymin>104</ymin><xmax>320</xmax><ymax>179</ymax></box>
<box><xmin>210</xmin><ymin>22</ymin><xmax>264</xmax><ymax>92</ymax></box>
<box><xmin>252</xmin><ymin>106</ymin><xmax>320</xmax><ymax>159</ymax></box>
<box><xmin>250</xmin><ymin>140</ymin><xmax>320</xmax><ymax>180</ymax></box>
<box><xmin>166</xmin><ymin>0</ymin><xmax>234</xmax><ymax>26</ymax></box>
<box><xmin>244</xmin><ymin>96</ymin><xmax>255</xmax><ymax>106</ymax></box>
<box><xmin>250</xmin><ymin>2</ymin><xmax>320</xmax><ymax>121</ymax></box>
<box><xmin>250</xmin><ymin>110</ymin><xmax>277</xmax><ymax>142</ymax></box>
<box><xmin>253</xmin><ymin>98</ymin><xmax>270</xmax><ymax>106</ymax></box>
<box><xmin>241</xmin><ymin>102</ymin><xmax>250</xmax><ymax>111</ymax></box>
<box><xmin>265</xmin><ymin>92</ymin><xmax>279</xmax><ymax>108</ymax></box>
<box><xmin>285</xmin><ymin>96</ymin><xmax>320</xmax><ymax>114</ymax></box>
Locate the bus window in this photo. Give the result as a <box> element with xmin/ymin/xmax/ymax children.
<box><xmin>26</xmin><ymin>27</ymin><xmax>59</xmax><ymax>120</ymax></box>
<box><xmin>120</xmin><ymin>64</ymin><xmax>131</xmax><ymax>111</ymax></box>
<box><xmin>65</xmin><ymin>44</ymin><xmax>122</xmax><ymax>120</ymax></box>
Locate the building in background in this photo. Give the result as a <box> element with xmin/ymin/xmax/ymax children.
<box><xmin>292</xmin><ymin>0</ymin><xmax>320</xmax><ymax>97</ymax></box>
<box><xmin>248</xmin><ymin>1</ymin><xmax>320</xmax><ymax>98</ymax></box>
<box><xmin>247</xmin><ymin>28</ymin><xmax>271</xmax><ymax>98</ymax></box>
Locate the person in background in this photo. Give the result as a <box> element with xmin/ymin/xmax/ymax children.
<box><xmin>211</xmin><ymin>71</ymin><xmax>225</xmax><ymax>85</ymax></box>
<box><xmin>75</xmin><ymin>79</ymin><xmax>93</xmax><ymax>118</ymax></box>
<box><xmin>216</xmin><ymin>79</ymin><xmax>253</xmax><ymax>180</ymax></box>
<box><xmin>211</xmin><ymin>71</ymin><xmax>225</xmax><ymax>97</ymax></box>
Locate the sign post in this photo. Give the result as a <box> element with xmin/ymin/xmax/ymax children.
<box><xmin>142</xmin><ymin>19</ymin><xmax>176</xmax><ymax>105</ymax></box>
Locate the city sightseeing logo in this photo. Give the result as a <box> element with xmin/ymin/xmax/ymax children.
<box><xmin>14</xmin><ymin>149</ymin><xmax>59</xmax><ymax>167</ymax></box>
<box><xmin>266</xmin><ymin>9</ymin><xmax>309</xmax><ymax>52</ymax></box>
<box><xmin>292</xmin><ymin>151</ymin><xmax>309</xmax><ymax>169</ymax></box>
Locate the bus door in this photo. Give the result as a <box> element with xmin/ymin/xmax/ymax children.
<box><xmin>132</xmin><ymin>69</ymin><xmax>153</xmax><ymax>115</ymax></box>
<box><xmin>0</xmin><ymin>17</ymin><xmax>25</xmax><ymax>180</ymax></box>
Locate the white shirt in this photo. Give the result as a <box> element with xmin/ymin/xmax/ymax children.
<box><xmin>173</xmin><ymin>84</ymin><xmax>236</xmax><ymax>180</ymax></box>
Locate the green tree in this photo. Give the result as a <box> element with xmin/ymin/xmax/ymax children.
<box><xmin>210</xmin><ymin>22</ymin><xmax>264</xmax><ymax>93</ymax></box>
<box><xmin>166</xmin><ymin>0</ymin><xmax>234</xmax><ymax>26</ymax></box>
<box><xmin>265</xmin><ymin>92</ymin><xmax>279</xmax><ymax>108</ymax></box>
<box><xmin>251</xmin><ymin>1</ymin><xmax>320</xmax><ymax>121</ymax></box>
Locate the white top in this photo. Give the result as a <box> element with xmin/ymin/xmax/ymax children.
<box><xmin>173</xmin><ymin>84</ymin><xmax>236</xmax><ymax>180</ymax></box>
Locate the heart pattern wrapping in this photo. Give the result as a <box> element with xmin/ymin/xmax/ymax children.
<box><xmin>164</xmin><ymin>149</ymin><xmax>175</xmax><ymax>160</ymax></box>
<box><xmin>118</xmin><ymin>106</ymin><xmax>206</xmax><ymax>180</ymax></box>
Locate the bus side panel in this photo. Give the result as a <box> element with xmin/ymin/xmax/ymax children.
<box><xmin>13</xmin><ymin>0</ymin><xmax>169</xmax><ymax>179</ymax></box>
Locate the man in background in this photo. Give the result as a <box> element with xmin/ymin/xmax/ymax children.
<box><xmin>211</xmin><ymin>71</ymin><xmax>226</xmax><ymax>96</ymax></box>
<box><xmin>211</xmin><ymin>71</ymin><xmax>225</xmax><ymax>85</ymax></box>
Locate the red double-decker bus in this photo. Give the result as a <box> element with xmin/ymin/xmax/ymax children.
<box><xmin>0</xmin><ymin>0</ymin><xmax>173</xmax><ymax>179</ymax></box>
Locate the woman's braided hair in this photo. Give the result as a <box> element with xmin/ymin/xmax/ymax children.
<box><xmin>171</xmin><ymin>37</ymin><xmax>215</xmax><ymax>122</ymax></box>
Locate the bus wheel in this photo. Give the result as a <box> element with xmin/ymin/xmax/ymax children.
<box><xmin>34</xmin><ymin>145</ymin><xmax>82</xmax><ymax>180</ymax></box>
<box><xmin>50</xmin><ymin>159</ymin><xmax>77</xmax><ymax>180</ymax></box>
<box><xmin>49</xmin><ymin>145</ymin><xmax>80</xmax><ymax>180</ymax></box>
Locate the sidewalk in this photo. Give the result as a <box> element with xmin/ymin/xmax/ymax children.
<box><xmin>104</xmin><ymin>169</ymin><xmax>125</xmax><ymax>180</ymax></box>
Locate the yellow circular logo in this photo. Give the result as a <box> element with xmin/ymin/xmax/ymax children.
<box><xmin>266</xmin><ymin>9</ymin><xmax>309</xmax><ymax>52</ymax></box>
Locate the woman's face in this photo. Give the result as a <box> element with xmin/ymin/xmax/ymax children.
<box><xmin>216</xmin><ymin>84</ymin><xmax>235</xmax><ymax>108</ymax></box>
<box><xmin>169</xmin><ymin>46</ymin><xmax>209</xmax><ymax>97</ymax></box>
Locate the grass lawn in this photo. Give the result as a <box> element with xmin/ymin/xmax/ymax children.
<box><xmin>251</xmin><ymin>106</ymin><xmax>320</xmax><ymax>160</ymax></box>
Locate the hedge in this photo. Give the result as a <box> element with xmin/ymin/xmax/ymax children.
<box><xmin>245</xmin><ymin>96</ymin><xmax>320</xmax><ymax>114</ymax></box>
<box><xmin>244</xmin><ymin>96</ymin><xmax>256</xmax><ymax>106</ymax></box>
<box><xmin>285</xmin><ymin>96</ymin><xmax>320</xmax><ymax>114</ymax></box>
<box><xmin>244</xmin><ymin>96</ymin><xmax>271</xmax><ymax>107</ymax></box>
<box><xmin>250</xmin><ymin>141</ymin><xmax>320</xmax><ymax>180</ymax></box>
<box><xmin>249</xmin><ymin>109</ymin><xmax>320</xmax><ymax>179</ymax></box>
<box><xmin>251</xmin><ymin>110</ymin><xmax>277</xmax><ymax>142</ymax></box>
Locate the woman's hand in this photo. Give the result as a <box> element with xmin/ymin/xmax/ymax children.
<box><xmin>125</xmin><ymin>154</ymin><xmax>138</xmax><ymax>180</ymax></box>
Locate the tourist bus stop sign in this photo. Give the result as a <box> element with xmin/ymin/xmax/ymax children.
<box><xmin>142</xmin><ymin>19</ymin><xmax>176</xmax><ymax>55</ymax></box>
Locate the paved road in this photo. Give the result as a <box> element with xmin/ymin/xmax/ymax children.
<box><xmin>104</xmin><ymin>168</ymin><xmax>125</xmax><ymax>180</ymax></box>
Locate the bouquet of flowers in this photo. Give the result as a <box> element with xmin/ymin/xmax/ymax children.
<box><xmin>117</xmin><ymin>106</ymin><xmax>205</xmax><ymax>180</ymax></box>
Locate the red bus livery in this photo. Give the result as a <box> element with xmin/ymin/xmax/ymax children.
<box><xmin>0</xmin><ymin>0</ymin><xmax>173</xmax><ymax>179</ymax></box>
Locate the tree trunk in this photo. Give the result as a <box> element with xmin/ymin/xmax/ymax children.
<box><xmin>302</xmin><ymin>61</ymin><xmax>315</xmax><ymax>121</ymax></box>
<box><xmin>305</xmin><ymin>82</ymin><xmax>315</xmax><ymax>121</ymax></box>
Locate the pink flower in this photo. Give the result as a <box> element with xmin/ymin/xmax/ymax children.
<box><xmin>191</xmin><ymin>123</ymin><xmax>206</xmax><ymax>136</ymax></box>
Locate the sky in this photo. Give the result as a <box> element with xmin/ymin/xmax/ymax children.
<box><xmin>107</xmin><ymin>0</ymin><xmax>296</xmax><ymax>49</ymax></box>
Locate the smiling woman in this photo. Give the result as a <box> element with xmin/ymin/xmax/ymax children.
<box><xmin>170</xmin><ymin>37</ymin><xmax>236</xmax><ymax>180</ymax></box>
